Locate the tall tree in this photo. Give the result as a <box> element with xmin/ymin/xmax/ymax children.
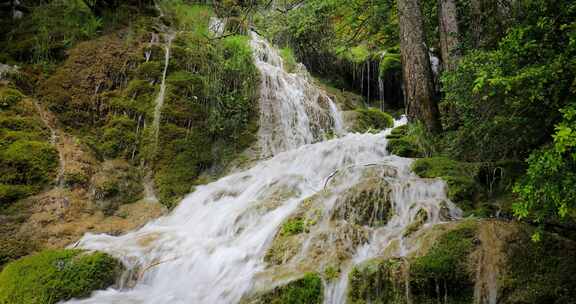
<box><xmin>397</xmin><ymin>0</ymin><xmax>442</xmax><ymax>133</ymax></box>
<box><xmin>470</xmin><ymin>0</ymin><xmax>483</xmax><ymax>48</ymax></box>
<box><xmin>438</xmin><ymin>0</ymin><xmax>460</xmax><ymax>71</ymax></box>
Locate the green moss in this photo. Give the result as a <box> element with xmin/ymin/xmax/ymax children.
<box><xmin>412</xmin><ymin>157</ymin><xmax>481</xmax><ymax>211</ymax></box>
<box><xmin>387</xmin><ymin>138</ymin><xmax>423</xmax><ymax>158</ymax></box>
<box><xmin>248</xmin><ymin>273</ymin><xmax>323</xmax><ymax>304</ymax></box>
<box><xmin>499</xmin><ymin>228</ymin><xmax>576</xmax><ymax>303</ymax></box>
<box><xmin>0</xmin><ymin>249</ymin><xmax>122</xmax><ymax>304</ymax></box>
<box><xmin>98</xmin><ymin>116</ymin><xmax>138</xmax><ymax>159</ymax></box>
<box><xmin>0</xmin><ymin>140</ymin><xmax>58</xmax><ymax>186</ymax></box>
<box><xmin>410</xmin><ymin>225</ymin><xmax>477</xmax><ymax>303</ymax></box>
<box><xmin>0</xmin><ymin>237</ymin><xmax>38</xmax><ymax>270</ymax></box>
<box><xmin>281</xmin><ymin>218</ymin><xmax>307</xmax><ymax>236</ymax></box>
<box><xmin>91</xmin><ymin>160</ymin><xmax>143</xmax><ymax>214</ymax></box>
<box><xmin>0</xmin><ymin>184</ymin><xmax>36</xmax><ymax>205</ymax></box>
<box><xmin>353</xmin><ymin>108</ymin><xmax>394</xmax><ymax>133</ymax></box>
<box><xmin>348</xmin><ymin>258</ymin><xmax>407</xmax><ymax>304</ymax></box>
<box><xmin>0</xmin><ymin>87</ymin><xmax>24</xmax><ymax>109</ymax></box>
<box><xmin>333</xmin><ymin>178</ymin><xmax>392</xmax><ymax>226</ymax></box>
<box><xmin>280</xmin><ymin>47</ymin><xmax>298</xmax><ymax>73</ymax></box>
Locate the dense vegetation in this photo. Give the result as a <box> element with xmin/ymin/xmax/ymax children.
<box><xmin>1</xmin><ymin>0</ymin><xmax>575</xmax><ymax>302</ymax></box>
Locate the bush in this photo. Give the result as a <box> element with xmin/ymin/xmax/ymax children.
<box><xmin>514</xmin><ymin>103</ymin><xmax>576</xmax><ymax>228</ymax></box>
<box><xmin>0</xmin><ymin>249</ymin><xmax>122</xmax><ymax>304</ymax></box>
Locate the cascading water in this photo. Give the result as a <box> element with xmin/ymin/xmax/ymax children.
<box><xmin>250</xmin><ymin>32</ymin><xmax>344</xmax><ymax>157</ymax></box>
<box><xmin>66</xmin><ymin>32</ymin><xmax>460</xmax><ymax>304</ymax></box>
<box><xmin>142</xmin><ymin>32</ymin><xmax>174</xmax><ymax>203</ymax></box>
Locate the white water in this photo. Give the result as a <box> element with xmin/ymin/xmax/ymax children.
<box><xmin>250</xmin><ymin>32</ymin><xmax>345</xmax><ymax>157</ymax></box>
<box><xmin>66</xmin><ymin>33</ymin><xmax>459</xmax><ymax>304</ymax></box>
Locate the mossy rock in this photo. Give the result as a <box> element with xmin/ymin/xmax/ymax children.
<box><xmin>0</xmin><ymin>249</ymin><xmax>122</xmax><ymax>304</ymax></box>
<box><xmin>498</xmin><ymin>226</ymin><xmax>576</xmax><ymax>303</ymax></box>
<box><xmin>0</xmin><ymin>87</ymin><xmax>24</xmax><ymax>109</ymax></box>
<box><xmin>412</xmin><ymin>157</ymin><xmax>481</xmax><ymax>211</ymax></box>
<box><xmin>385</xmin><ymin>125</ymin><xmax>424</xmax><ymax>157</ymax></box>
<box><xmin>91</xmin><ymin>160</ymin><xmax>143</xmax><ymax>214</ymax></box>
<box><xmin>352</xmin><ymin>108</ymin><xmax>394</xmax><ymax>133</ymax></box>
<box><xmin>244</xmin><ymin>273</ymin><xmax>323</xmax><ymax>304</ymax></box>
<box><xmin>332</xmin><ymin>178</ymin><xmax>392</xmax><ymax>226</ymax></box>
<box><xmin>410</xmin><ymin>224</ymin><xmax>478</xmax><ymax>303</ymax></box>
<box><xmin>348</xmin><ymin>258</ymin><xmax>408</xmax><ymax>304</ymax></box>
<box><xmin>387</xmin><ymin>138</ymin><xmax>423</xmax><ymax>158</ymax></box>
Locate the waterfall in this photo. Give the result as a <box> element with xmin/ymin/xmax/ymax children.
<box><xmin>65</xmin><ymin>34</ymin><xmax>460</xmax><ymax>304</ymax></box>
<box><xmin>250</xmin><ymin>32</ymin><xmax>345</xmax><ymax>157</ymax></box>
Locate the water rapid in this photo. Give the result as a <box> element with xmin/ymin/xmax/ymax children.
<box><xmin>65</xmin><ymin>33</ymin><xmax>460</xmax><ymax>304</ymax></box>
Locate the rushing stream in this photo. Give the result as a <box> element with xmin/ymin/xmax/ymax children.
<box><xmin>66</xmin><ymin>32</ymin><xmax>460</xmax><ymax>304</ymax></box>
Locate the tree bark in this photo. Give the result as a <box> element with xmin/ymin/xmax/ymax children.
<box><xmin>438</xmin><ymin>0</ymin><xmax>460</xmax><ymax>72</ymax></box>
<box><xmin>470</xmin><ymin>0</ymin><xmax>483</xmax><ymax>48</ymax></box>
<box><xmin>397</xmin><ymin>0</ymin><xmax>442</xmax><ymax>133</ymax></box>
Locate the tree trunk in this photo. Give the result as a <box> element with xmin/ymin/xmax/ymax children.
<box><xmin>438</xmin><ymin>0</ymin><xmax>460</xmax><ymax>72</ymax></box>
<box><xmin>470</xmin><ymin>0</ymin><xmax>483</xmax><ymax>48</ymax></box>
<box><xmin>397</xmin><ymin>0</ymin><xmax>442</xmax><ymax>133</ymax></box>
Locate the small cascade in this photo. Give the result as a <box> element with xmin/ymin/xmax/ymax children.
<box><xmin>250</xmin><ymin>32</ymin><xmax>345</xmax><ymax>157</ymax></box>
<box><xmin>209</xmin><ymin>17</ymin><xmax>226</xmax><ymax>37</ymax></box>
<box><xmin>144</xmin><ymin>33</ymin><xmax>159</xmax><ymax>62</ymax></box>
<box><xmin>378</xmin><ymin>75</ymin><xmax>385</xmax><ymax>111</ymax></box>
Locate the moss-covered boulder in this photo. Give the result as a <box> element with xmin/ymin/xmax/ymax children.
<box><xmin>412</xmin><ymin>157</ymin><xmax>481</xmax><ymax>211</ymax></box>
<box><xmin>385</xmin><ymin>125</ymin><xmax>423</xmax><ymax>158</ymax></box>
<box><xmin>332</xmin><ymin>177</ymin><xmax>392</xmax><ymax>226</ymax></box>
<box><xmin>409</xmin><ymin>224</ymin><xmax>478</xmax><ymax>303</ymax></box>
<box><xmin>0</xmin><ymin>249</ymin><xmax>122</xmax><ymax>304</ymax></box>
<box><xmin>498</xmin><ymin>225</ymin><xmax>576</xmax><ymax>303</ymax></box>
<box><xmin>348</xmin><ymin>258</ymin><xmax>408</xmax><ymax>304</ymax></box>
<box><xmin>352</xmin><ymin>108</ymin><xmax>394</xmax><ymax>133</ymax></box>
<box><xmin>243</xmin><ymin>273</ymin><xmax>323</xmax><ymax>304</ymax></box>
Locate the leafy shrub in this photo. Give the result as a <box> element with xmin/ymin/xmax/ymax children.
<box><xmin>0</xmin><ymin>249</ymin><xmax>122</xmax><ymax>304</ymax></box>
<box><xmin>514</xmin><ymin>103</ymin><xmax>576</xmax><ymax>227</ymax></box>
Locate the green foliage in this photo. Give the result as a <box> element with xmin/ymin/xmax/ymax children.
<box><xmin>412</xmin><ymin>158</ymin><xmax>481</xmax><ymax>210</ymax></box>
<box><xmin>0</xmin><ymin>249</ymin><xmax>122</xmax><ymax>304</ymax></box>
<box><xmin>353</xmin><ymin>108</ymin><xmax>393</xmax><ymax>133</ymax></box>
<box><xmin>440</xmin><ymin>1</ymin><xmax>576</xmax><ymax>162</ymax></box>
<box><xmin>253</xmin><ymin>273</ymin><xmax>323</xmax><ymax>304</ymax></box>
<box><xmin>280</xmin><ymin>47</ymin><xmax>298</xmax><ymax>73</ymax></box>
<box><xmin>514</xmin><ymin>103</ymin><xmax>576</xmax><ymax>224</ymax></box>
<box><xmin>280</xmin><ymin>218</ymin><xmax>306</xmax><ymax>236</ymax></box>
<box><xmin>160</xmin><ymin>1</ymin><xmax>212</xmax><ymax>34</ymax></box>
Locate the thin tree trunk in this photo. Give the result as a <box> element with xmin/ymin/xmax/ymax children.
<box><xmin>438</xmin><ymin>0</ymin><xmax>460</xmax><ymax>71</ymax></box>
<box><xmin>470</xmin><ymin>0</ymin><xmax>483</xmax><ymax>48</ymax></box>
<box><xmin>397</xmin><ymin>0</ymin><xmax>442</xmax><ymax>133</ymax></box>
